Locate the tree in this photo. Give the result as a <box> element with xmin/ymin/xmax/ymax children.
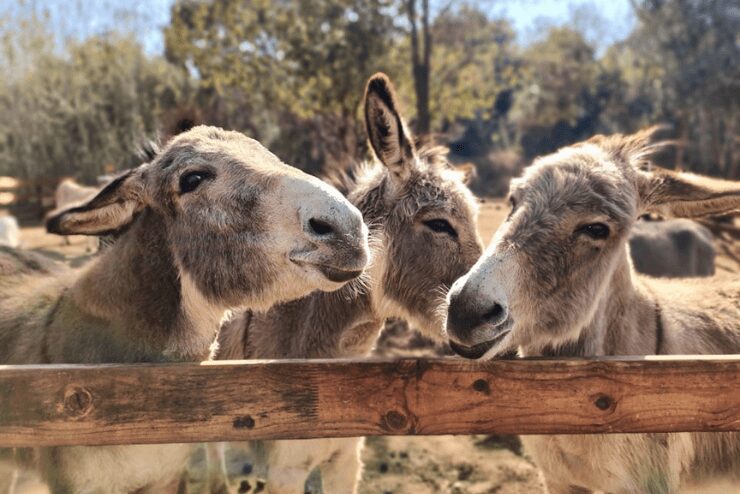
<box><xmin>402</xmin><ymin>1</ymin><xmax>504</xmax><ymax>135</ymax></box>
<box><xmin>165</xmin><ymin>0</ymin><xmax>399</xmax><ymax>172</ymax></box>
<box><xmin>509</xmin><ymin>27</ymin><xmax>617</xmax><ymax>159</ymax></box>
<box><xmin>430</xmin><ymin>7</ymin><xmax>521</xmax><ymax>152</ymax></box>
<box><xmin>406</xmin><ymin>0</ymin><xmax>431</xmax><ymax>134</ymax></box>
<box><xmin>626</xmin><ymin>0</ymin><xmax>739</xmax><ymax>177</ymax></box>
<box><xmin>0</xmin><ymin>34</ymin><xmax>189</xmax><ymax>181</ymax></box>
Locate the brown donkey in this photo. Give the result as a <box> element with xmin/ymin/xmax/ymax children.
<box><xmin>211</xmin><ymin>73</ymin><xmax>483</xmax><ymax>493</ymax></box>
<box><xmin>0</xmin><ymin>126</ymin><xmax>369</xmax><ymax>494</ymax></box>
<box><xmin>445</xmin><ymin>128</ymin><xmax>740</xmax><ymax>493</ymax></box>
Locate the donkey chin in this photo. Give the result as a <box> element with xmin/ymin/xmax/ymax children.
<box><xmin>288</xmin><ymin>246</ymin><xmax>369</xmax><ymax>290</ymax></box>
<box><xmin>447</xmin><ymin>316</ymin><xmax>515</xmax><ymax>360</ymax></box>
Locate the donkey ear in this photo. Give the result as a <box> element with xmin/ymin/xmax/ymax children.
<box><xmin>639</xmin><ymin>168</ymin><xmax>740</xmax><ymax>218</ymax></box>
<box><xmin>46</xmin><ymin>168</ymin><xmax>146</xmax><ymax>235</ymax></box>
<box><xmin>587</xmin><ymin>126</ymin><xmax>739</xmax><ymax>217</ymax></box>
<box><xmin>364</xmin><ymin>73</ymin><xmax>417</xmax><ymax>181</ymax></box>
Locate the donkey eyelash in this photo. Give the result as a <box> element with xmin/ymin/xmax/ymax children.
<box><xmin>423</xmin><ymin>219</ymin><xmax>458</xmax><ymax>238</ymax></box>
<box><xmin>576</xmin><ymin>222</ymin><xmax>610</xmax><ymax>240</ymax></box>
<box><xmin>179</xmin><ymin>170</ymin><xmax>214</xmax><ymax>194</ymax></box>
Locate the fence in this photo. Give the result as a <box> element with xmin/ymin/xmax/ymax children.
<box><xmin>0</xmin><ymin>356</ymin><xmax>738</xmax><ymax>447</ymax></box>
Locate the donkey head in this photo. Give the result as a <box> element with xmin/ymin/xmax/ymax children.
<box><xmin>446</xmin><ymin>127</ymin><xmax>740</xmax><ymax>358</ymax></box>
<box><xmin>47</xmin><ymin>126</ymin><xmax>369</xmax><ymax>311</ymax></box>
<box><xmin>357</xmin><ymin>73</ymin><xmax>482</xmax><ymax>338</ymax></box>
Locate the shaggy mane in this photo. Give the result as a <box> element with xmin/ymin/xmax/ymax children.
<box><xmin>323</xmin><ymin>139</ymin><xmax>452</xmax><ymax>196</ymax></box>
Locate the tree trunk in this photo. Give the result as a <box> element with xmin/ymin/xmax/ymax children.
<box><xmin>407</xmin><ymin>0</ymin><xmax>431</xmax><ymax>135</ymax></box>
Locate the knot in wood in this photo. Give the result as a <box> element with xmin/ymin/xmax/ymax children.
<box><xmin>472</xmin><ymin>379</ymin><xmax>491</xmax><ymax>395</ymax></box>
<box><xmin>382</xmin><ymin>410</ymin><xmax>408</xmax><ymax>431</ymax></box>
<box><xmin>594</xmin><ymin>394</ymin><xmax>613</xmax><ymax>411</ymax></box>
<box><xmin>233</xmin><ymin>415</ymin><xmax>255</xmax><ymax>429</ymax></box>
<box><xmin>63</xmin><ymin>387</ymin><xmax>93</xmax><ymax>417</ymax></box>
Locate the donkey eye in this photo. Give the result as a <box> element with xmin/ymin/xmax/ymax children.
<box><xmin>423</xmin><ymin>219</ymin><xmax>458</xmax><ymax>238</ymax></box>
<box><xmin>179</xmin><ymin>171</ymin><xmax>210</xmax><ymax>194</ymax></box>
<box><xmin>577</xmin><ymin>222</ymin><xmax>610</xmax><ymax>240</ymax></box>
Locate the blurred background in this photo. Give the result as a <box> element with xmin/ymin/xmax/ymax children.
<box><xmin>0</xmin><ymin>0</ymin><xmax>737</xmax><ymax>218</ymax></box>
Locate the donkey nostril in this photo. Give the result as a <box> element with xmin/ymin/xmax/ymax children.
<box><xmin>308</xmin><ymin>218</ymin><xmax>335</xmax><ymax>236</ymax></box>
<box><xmin>481</xmin><ymin>303</ymin><xmax>505</xmax><ymax>325</ymax></box>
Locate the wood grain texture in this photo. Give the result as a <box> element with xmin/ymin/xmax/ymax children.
<box><xmin>0</xmin><ymin>356</ymin><xmax>738</xmax><ymax>447</ymax></box>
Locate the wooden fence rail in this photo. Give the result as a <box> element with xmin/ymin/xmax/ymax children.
<box><xmin>0</xmin><ymin>356</ymin><xmax>738</xmax><ymax>447</ymax></box>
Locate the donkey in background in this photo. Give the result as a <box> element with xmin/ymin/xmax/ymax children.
<box><xmin>210</xmin><ymin>73</ymin><xmax>483</xmax><ymax>493</ymax></box>
<box><xmin>629</xmin><ymin>217</ymin><xmax>716</xmax><ymax>277</ymax></box>
<box><xmin>0</xmin><ymin>215</ymin><xmax>20</xmax><ymax>248</ymax></box>
<box><xmin>446</xmin><ymin>128</ymin><xmax>739</xmax><ymax>493</ymax></box>
<box><xmin>0</xmin><ymin>126</ymin><xmax>369</xmax><ymax>494</ymax></box>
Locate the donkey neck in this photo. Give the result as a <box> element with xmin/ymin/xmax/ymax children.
<box><xmin>252</xmin><ymin>280</ymin><xmax>377</xmax><ymax>359</ymax></box>
<box><xmin>535</xmin><ymin>249</ymin><xmax>658</xmax><ymax>357</ymax></box>
<box><xmin>70</xmin><ymin>209</ymin><xmax>225</xmax><ymax>361</ymax></box>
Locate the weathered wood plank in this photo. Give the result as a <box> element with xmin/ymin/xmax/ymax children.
<box><xmin>0</xmin><ymin>356</ymin><xmax>738</xmax><ymax>447</ymax></box>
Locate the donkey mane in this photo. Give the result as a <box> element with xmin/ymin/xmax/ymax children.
<box><xmin>582</xmin><ymin>125</ymin><xmax>675</xmax><ymax>169</ymax></box>
<box><xmin>324</xmin><ymin>140</ymin><xmax>451</xmax><ymax>196</ymax></box>
<box><xmin>135</xmin><ymin>138</ymin><xmax>161</xmax><ymax>163</ymax></box>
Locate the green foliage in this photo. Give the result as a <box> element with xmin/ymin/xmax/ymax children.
<box><xmin>622</xmin><ymin>0</ymin><xmax>739</xmax><ymax>177</ymax></box>
<box><xmin>429</xmin><ymin>7</ymin><xmax>520</xmax><ymax>128</ymax></box>
<box><xmin>512</xmin><ymin>28</ymin><xmax>599</xmax><ymax>129</ymax></box>
<box><xmin>164</xmin><ymin>0</ymin><xmax>400</xmax><ymax>172</ymax></box>
<box><xmin>163</xmin><ymin>1</ymin><xmax>523</xmax><ymax>172</ymax></box>
<box><xmin>505</xmin><ymin>27</ymin><xmax>623</xmax><ymax>159</ymax></box>
<box><xmin>0</xmin><ymin>0</ymin><xmax>736</xmax><ymax>187</ymax></box>
<box><xmin>0</xmin><ymin>31</ymin><xmax>188</xmax><ymax>181</ymax></box>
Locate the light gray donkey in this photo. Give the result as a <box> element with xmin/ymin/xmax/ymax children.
<box><xmin>446</xmin><ymin>128</ymin><xmax>739</xmax><ymax>494</ymax></box>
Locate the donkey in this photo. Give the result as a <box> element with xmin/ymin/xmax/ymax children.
<box><xmin>630</xmin><ymin>217</ymin><xmax>716</xmax><ymax>277</ymax></box>
<box><xmin>0</xmin><ymin>125</ymin><xmax>370</xmax><ymax>494</ymax></box>
<box><xmin>445</xmin><ymin>128</ymin><xmax>740</xmax><ymax>494</ymax></box>
<box><xmin>209</xmin><ymin>73</ymin><xmax>483</xmax><ymax>494</ymax></box>
<box><xmin>0</xmin><ymin>214</ymin><xmax>20</xmax><ymax>248</ymax></box>
<box><xmin>55</xmin><ymin>178</ymin><xmax>99</xmax><ymax>210</ymax></box>
<box><xmin>0</xmin><ymin>245</ymin><xmax>67</xmax><ymax>276</ymax></box>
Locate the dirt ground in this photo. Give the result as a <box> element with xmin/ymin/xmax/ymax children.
<box><xmin>358</xmin><ymin>435</ymin><xmax>543</xmax><ymax>494</ymax></box>
<box><xmin>8</xmin><ymin>199</ymin><xmax>739</xmax><ymax>494</ymax></box>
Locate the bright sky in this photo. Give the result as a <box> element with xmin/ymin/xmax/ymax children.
<box><xmin>2</xmin><ymin>0</ymin><xmax>636</xmax><ymax>55</ymax></box>
<box><xmin>495</xmin><ymin>0</ymin><xmax>635</xmax><ymax>49</ymax></box>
